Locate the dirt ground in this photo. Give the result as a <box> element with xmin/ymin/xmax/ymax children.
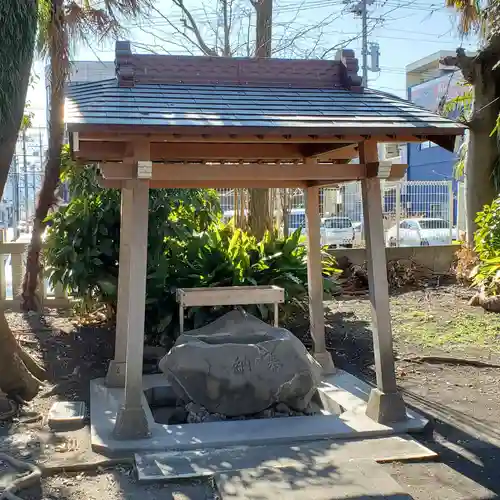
<box><xmin>0</xmin><ymin>283</ymin><xmax>499</xmax><ymax>499</ymax></box>
<box><xmin>323</xmin><ymin>284</ymin><xmax>500</xmax><ymax>432</ymax></box>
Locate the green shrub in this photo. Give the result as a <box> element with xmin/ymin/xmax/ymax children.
<box><xmin>472</xmin><ymin>195</ymin><xmax>500</xmax><ymax>295</ymax></box>
<box><xmin>45</xmin><ymin>161</ymin><xmax>340</xmax><ymax>344</ymax></box>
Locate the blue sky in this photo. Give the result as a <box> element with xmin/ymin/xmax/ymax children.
<box><xmin>28</xmin><ymin>0</ymin><xmax>478</xmax><ymax>125</ymax></box>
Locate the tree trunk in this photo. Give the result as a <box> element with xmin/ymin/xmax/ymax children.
<box><xmin>0</xmin><ymin>314</ymin><xmax>43</xmax><ymax>401</ymax></box>
<box><xmin>248</xmin><ymin>189</ymin><xmax>271</xmax><ymax>239</ymax></box>
<box><xmin>22</xmin><ymin>0</ymin><xmax>68</xmax><ymax>311</ymax></box>
<box><xmin>222</xmin><ymin>0</ymin><xmax>231</xmax><ymax>57</ymax></box>
<box><xmin>0</xmin><ymin>1</ymin><xmax>44</xmax><ymax>401</ymax></box>
<box><xmin>255</xmin><ymin>0</ymin><xmax>272</xmax><ymax>57</ymax></box>
<box><xmin>282</xmin><ymin>188</ymin><xmax>290</xmax><ymax>237</ymax></box>
<box><xmin>0</xmin><ymin>0</ymin><xmax>37</xmax><ymax>199</ymax></box>
<box><xmin>464</xmin><ymin>65</ymin><xmax>498</xmax><ymax>245</ymax></box>
<box><xmin>444</xmin><ymin>48</ymin><xmax>500</xmax><ymax>245</ymax></box>
<box><xmin>248</xmin><ymin>0</ymin><xmax>273</xmax><ymax>239</ymax></box>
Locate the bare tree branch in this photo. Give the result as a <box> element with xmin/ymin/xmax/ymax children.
<box><xmin>272</xmin><ymin>11</ymin><xmax>342</xmax><ymax>57</ymax></box>
<box><xmin>148</xmin><ymin>4</ymin><xmax>215</xmax><ymax>55</ymax></box>
<box><xmin>133</xmin><ymin>30</ymin><xmax>198</xmax><ymax>55</ymax></box>
<box><xmin>172</xmin><ymin>0</ymin><xmax>218</xmax><ymax>55</ymax></box>
<box><xmin>319</xmin><ymin>20</ymin><xmax>381</xmax><ymax>59</ymax></box>
<box><xmin>269</xmin><ymin>0</ymin><xmax>307</xmax><ymax>56</ymax></box>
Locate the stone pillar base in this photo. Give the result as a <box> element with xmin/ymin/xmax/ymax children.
<box><xmin>112</xmin><ymin>405</ymin><xmax>150</xmax><ymax>440</ymax></box>
<box><xmin>314</xmin><ymin>351</ymin><xmax>336</xmax><ymax>375</ymax></box>
<box><xmin>365</xmin><ymin>388</ymin><xmax>407</xmax><ymax>425</ymax></box>
<box><xmin>105</xmin><ymin>360</ymin><xmax>126</xmax><ymax>388</ymax></box>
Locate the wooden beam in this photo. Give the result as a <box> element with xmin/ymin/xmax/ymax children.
<box><xmin>307</xmin><ymin>181</ymin><xmax>340</xmax><ymax>187</ymax></box>
<box><xmin>99</xmin><ymin>161</ymin><xmax>367</xmax><ymax>182</ymax></box>
<box><xmin>72</xmin><ymin>125</ymin><xmax>464</xmax><ymax>144</ymax></box>
<box><xmin>77</xmin><ymin>141</ymin><xmax>308</xmax><ymax>162</ymax></box>
<box><xmin>98</xmin><ymin>178</ymin><xmax>308</xmax><ymax>189</ymax></box>
<box><xmin>359</xmin><ymin>139</ymin><xmax>406</xmax><ymax>423</ymax></box>
<box><xmin>112</xmin><ymin>139</ymin><xmax>151</xmax><ymax>439</ymax></box>
<box><xmin>78</xmin><ymin>131</ymin><xmax>358</xmax><ymax>143</ymax></box>
<box><xmin>305</xmin><ymin>186</ymin><xmax>335</xmax><ymax>374</ymax></box>
<box><xmin>366</xmin><ymin>162</ymin><xmax>408</xmax><ymax>181</ymax></box>
<box><xmin>152</xmin><ymin>143</ymin><xmax>304</xmax><ymax>160</ymax></box>
<box><xmin>301</xmin><ymin>143</ymin><xmax>358</xmax><ymax>160</ymax></box>
<box><xmin>76</xmin><ymin>141</ymin><xmax>127</xmax><ymax>161</ymax></box>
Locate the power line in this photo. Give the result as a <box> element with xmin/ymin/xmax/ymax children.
<box><xmin>124</xmin><ymin>0</ymin><xmax>447</xmax><ymax>29</ymax></box>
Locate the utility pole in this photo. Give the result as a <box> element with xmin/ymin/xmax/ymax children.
<box><xmin>22</xmin><ymin>129</ymin><xmax>29</xmax><ymax>221</ymax></box>
<box><xmin>37</xmin><ymin>128</ymin><xmax>43</xmax><ymax>211</ymax></box>
<box><xmin>346</xmin><ymin>0</ymin><xmax>374</xmax><ymax>86</ymax></box>
<box><xmin>12</xmin><ymin>156</ymin><xmax>19</xmax><ymax>240</ymax></box>
<box><xmin>361</xmin><ymin>0</ymin><xmax>368</xmax><ymax>86</ymax></box>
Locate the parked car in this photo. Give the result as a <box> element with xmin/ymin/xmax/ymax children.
<box><xmin>321</xmin><ymin>216</ymin><xmax>355</xmax><ymax>248</ymax></box>
<box><xmin>286</xmin><ymin>210</ymin><xmax>355</xmax><ymax>248</ymax></box>
<box><xmin>386</xmin><ymin>218</ymin><xmax>458</xmax><ymax>247</ymax></box>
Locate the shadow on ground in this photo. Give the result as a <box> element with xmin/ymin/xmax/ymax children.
<box><xmin>2</xmin><ymin>306</ymin><xmax>500</xmax><ymax>499</ymax></box>
<box><xmin>23</xmin><ymin>311</ymin><xmax>114</xmax><ymax>404</ymax></box>
<box><xmin>401</xmin><ymin>389</ymin><xmax>500</xmax><ymax>498</ymax></box>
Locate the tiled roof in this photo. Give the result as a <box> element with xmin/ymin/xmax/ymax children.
<box><xmin>65</xmin><ymin>78</ymin><xmax>464</xmax><ymax>134</ymax></box>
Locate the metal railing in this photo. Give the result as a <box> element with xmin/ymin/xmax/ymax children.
<box><xmin>0</xmin><ymin>242</ymin><xmax>71</xmax><ymax>311</ymax></box>
<box><xmin>217</xmin><ymin>180</ymin><xmax>465</xmax><ymax>247</ymax></box>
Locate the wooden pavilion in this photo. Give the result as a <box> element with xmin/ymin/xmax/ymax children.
<box><xmin>65</xmin><ymin>41</ymin><xmax>464</xmax><ymax>440</ymax></box>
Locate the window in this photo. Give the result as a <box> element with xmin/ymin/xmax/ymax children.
<box><xmin>420</xmin><ymin>141</ymin><xmax>437</xmax><ymax>150</ymax></box>
<box><xmin>323</xmin><ymin>218</ymin><xmax>352</xmax><ymax>229</ymax></box>
<box><xmin>401</xmin><ymin>220</ymin><xmax>418</xmax><ymax>230</ymax></box>
<box><xmin>419</xmin><ymin>219</ymin><xmax>450</xmax><ymax>229</ymax></box>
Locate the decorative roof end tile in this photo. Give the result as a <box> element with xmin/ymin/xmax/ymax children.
<box><xmin>336</xmin><ymin>49</ymin><xmax>363</xmax><ymax>91</ymax></box>
<box><xmin>116</xmin><ymin>41</ymin><xmax>135</xmax><ymax>88</ymax></box>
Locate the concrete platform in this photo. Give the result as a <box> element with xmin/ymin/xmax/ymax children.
<box><xmin>214</xmin><ymin>461</ymin><xmax>413</xmax><ymax>499</ymax></box>
<box><xmin>135</xmin><ymin>435</ymin><xmax>436</xmax><ymax>482</ymax></box>
<box><xmin>90</xmin><ymin>370</ymin><xmax>428</xmax><ymax>455</ymax></box>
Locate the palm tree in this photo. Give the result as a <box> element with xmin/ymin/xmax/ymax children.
<box><xmin>444</xmin><ymin>0</ymin><xmax>500</xmax><ymax>244</ymax></box>
<box><xmin>0</xmin><ymin>1</ymin><xmax>38</xmax><ymax>201</ymax></box>
<box><xmin>0</xmin><ymin>1</ymin><xmax>47</xmax><ymax>402</ymax></box>
<box><xmin>21</xmin><ymin>0</ymin><xmax>151</xmax><ymax>311</ymax></box>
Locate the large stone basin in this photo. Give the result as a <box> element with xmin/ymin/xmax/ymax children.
<box><xmin>158</xmin><ymin>309</ymin><xmax>322</xmax><ymax>417</ymax></box>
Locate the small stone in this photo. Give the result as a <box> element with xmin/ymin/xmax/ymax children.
<box><xmin>187</xmin><ymin>412</ymin><xmax>201</xmax><ymax>424</ymax></box>
<box><xmin>260</xmin><ymin>409</ymin><xmax>274</xmax><ymax>418</ymax></box>
<box><xmin>274</xmin><ymin>412</ymin><xmax>289</xmax><ymax>418</ymax></box>
<box><xmin>167</xmin><ymin>407</ymin><xmax>188</xmax><ymax>425</ymax></box>
<box><xmin>203</xmin><ymin>413</ymin><xmax>226</xmax><ymax>423</ymax></box>
<box><xmin>185</xmin><ymin>402</ymin><xmax>203</xmax><ymax>414</ymax></box>
<box><xmin>275</xmin><ymin>403</ymin><xmax>291</xmax><ymax>414</ymax></box>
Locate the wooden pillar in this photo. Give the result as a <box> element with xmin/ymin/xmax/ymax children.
<box><xmin>305</xmin><ymin>185</ymin><xmax>335</xmax><ymax>374</ymax></box>
<box><xmin>359</xmin><ymin>140</ymin><xmax>406</xmax><ymax>424</ymax></box>
<box><xmin>113</xmin><ymin>142</ymin><xmax>151</xmax><ymax>440</ymax></box>
<box><xmin>105</xmin><ymin>186</ymin><xmax>133</xmax><ymax>388</ymax></box>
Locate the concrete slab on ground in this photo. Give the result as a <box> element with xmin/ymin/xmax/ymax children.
<box><xmin>91</xmin><ymin>370</ymin><xmax>428</xmax><ymax>455</ymax></box>
<box><xmin>48</xmin><ymin>401</ymin><xmax>86</xmax><ymax>430</ymax></box>
<box><xmin>135</xmin><ymin>435</ymin><xmax>436</xmax><ymax>482</ymax></box>
<box><xmin>214</xmin><ymin>461</ymin><xmax>413</xmax><ymax>499</ymax></box>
